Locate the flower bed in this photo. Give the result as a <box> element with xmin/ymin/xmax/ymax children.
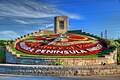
<box><xmin>15</xmin><ymin>34</ymin><xmax>106</xmax><ymax>56</ymax></box>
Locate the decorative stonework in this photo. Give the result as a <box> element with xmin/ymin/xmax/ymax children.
<box><xmin>0</xmin><ymin>64</ymin><xmax>120</xmax><ymax>76</ymax></box>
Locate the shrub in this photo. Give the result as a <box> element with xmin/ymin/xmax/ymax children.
<box><xmin>0</xmin><ymin>50</ymin><xmax>6</xmax><ymax>63</ymax></box>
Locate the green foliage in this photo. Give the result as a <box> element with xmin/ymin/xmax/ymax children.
<box><xmin>48</xmin><ymin>59</ymin><xmax>66</xmax><ymax>66</ymax></box>
<box><xmin>104</xmin><ymin>39</ymin><xmax>120</xmax><ymax>47</ymax></box>
<box><xmin>0</xmin><ymin>43</ymin><xmax>5</xmax><ymax>46</ymax></box>
<box><xmin>0</xmin><ymin>50</ymin><xmax>6</xmax><ymax>63</ymax></box>
<box><xmin>0</xmin><ymin>40</ymin><xmax>13</xmax><ymax>46</ymax></box>
<box><xmin>115</xmin><ymin>39</ymin><xmax>120</xmax><ymax>43</ymax></box>
<box><xmin>104</xmin><ymin>39</ymin><xmax>120</xmax><ymax>63</ymax></box>
<box><xmin>104</xmin><ymin>39</ymin><xmax>111</xmax><ymax>45</ymax></box>
<box><xmin>117</xmin><ymin>48</ymin><xmax>120</xmax><ymax>63</ymax></box>
<box><xmin>54</xmin><ymin>59</ymin><xmax>66</xmax><ymax>66</ymax></box>
<box><xmin>110</xmin><ymin>41</ymin><xmax>120</xmax><ymax>47</ymax></box>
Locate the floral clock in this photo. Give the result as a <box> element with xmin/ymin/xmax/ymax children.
<box><xmin>16</xmin><ymin>34</ymin><xmax>105</xmax><ymax>56</ymax></box>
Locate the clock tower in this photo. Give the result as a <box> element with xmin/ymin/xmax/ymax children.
<box><xmin>54</xmin><ymin>16</ymin><xmax>68</xmax><ymax>34</ymax></box>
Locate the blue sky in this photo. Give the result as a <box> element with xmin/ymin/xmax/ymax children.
<box><xmin>0</xmin><ymin>0</ymin><xmax>120</xmax><ymax>40</ymax></box>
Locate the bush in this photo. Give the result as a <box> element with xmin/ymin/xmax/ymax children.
<box><xmin>117</xmin><ymin>47</ymin><xmax>120</xmax><ymax>63</ymax></box>
<box><xmin>0</xmin><ymin>43</ymin><xmax>5</xmax><ymax>46</ymax></box>
<box><xmin>0</xmin><ymin>50</ymin><xmax>6</xmax><ymax>63</ymax></box>
<box><xmin>115</xmin><ymin>39</ymin><xmax>120</xmax><ymax>43</ymax></box>
<box><xmin>0</xmin><ymin>40</ymin><xmax>13</xmax><ymax>46</ymax></box>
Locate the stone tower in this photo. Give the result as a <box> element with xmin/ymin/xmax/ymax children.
<box><xmin>54</xmin><ymin>16</ymin><xmax>68</xmax><ymax>34</ymax></box>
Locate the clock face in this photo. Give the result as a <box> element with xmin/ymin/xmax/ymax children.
<box><xmin>16</xmin><ymin>34</ymin><xmax>105</xmax><ymax>56</ymax></box>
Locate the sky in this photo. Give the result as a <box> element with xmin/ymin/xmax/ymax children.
<box><xmin>0</xmin><ymin>0</ymin><xmax>120</xmax><ymax>40</ymax></box>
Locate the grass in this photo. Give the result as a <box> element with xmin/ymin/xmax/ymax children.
<box><xmin>10</xmin><ymin>47</ymin><xmax>111</xmax><ymax>58</ymax></box>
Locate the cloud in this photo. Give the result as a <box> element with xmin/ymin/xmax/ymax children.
<box><xmin>14</xmin><ymin>19</ymin><xmax>29</xmax><ymax>24</ymax></box>
<box><xmin>0</xmin><ymin>0</ymin><xmax>81</xmax><ymax>20</ymax></box>
<box><xmin>46</xmin><ymin>23</ymin><xmax>54</xmax><ymax>28</ymax></box>
<box><xmin>0</xmin><ymin>30</ymin><xmax>19</xmax><ymax>38</ymax></box>
<box><xmin>61</xmin><ymin>12</ymin><xmax>81</xmax><ymax>20</ymax></box>
<box><xmin>0</xmin><ymin>0</ymin><xmax>82</xmax><ymax>40</ymax></box>
<box><xmin>47</xmin><ymin>28</ymin><xmax>54</xmax><ymax>30</ymax></box>
<box><xmin>45</xmin><ymin>23</ymin><xmax>54</xmax><ymax>30</ymax></box>
<box><xmin>23</xmin><ymin>23</ymin><xmax>54</xmax><ymax>33</ymax></box>
<box><xmin>0</xmin><ymin>0</ymin><xmax>58</xmax><ymax>18</ymax></box>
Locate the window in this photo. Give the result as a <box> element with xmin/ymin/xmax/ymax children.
<box><xmin>59</xmin><ymin>21</ymin><xmax>64</xmax><ymax>29</ymax></box>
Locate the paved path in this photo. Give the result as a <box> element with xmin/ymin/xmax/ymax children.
<box><xmin>0</xmin><ymin>75</ymin><xmax>120</xmax><ymax>80</ymax></box>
